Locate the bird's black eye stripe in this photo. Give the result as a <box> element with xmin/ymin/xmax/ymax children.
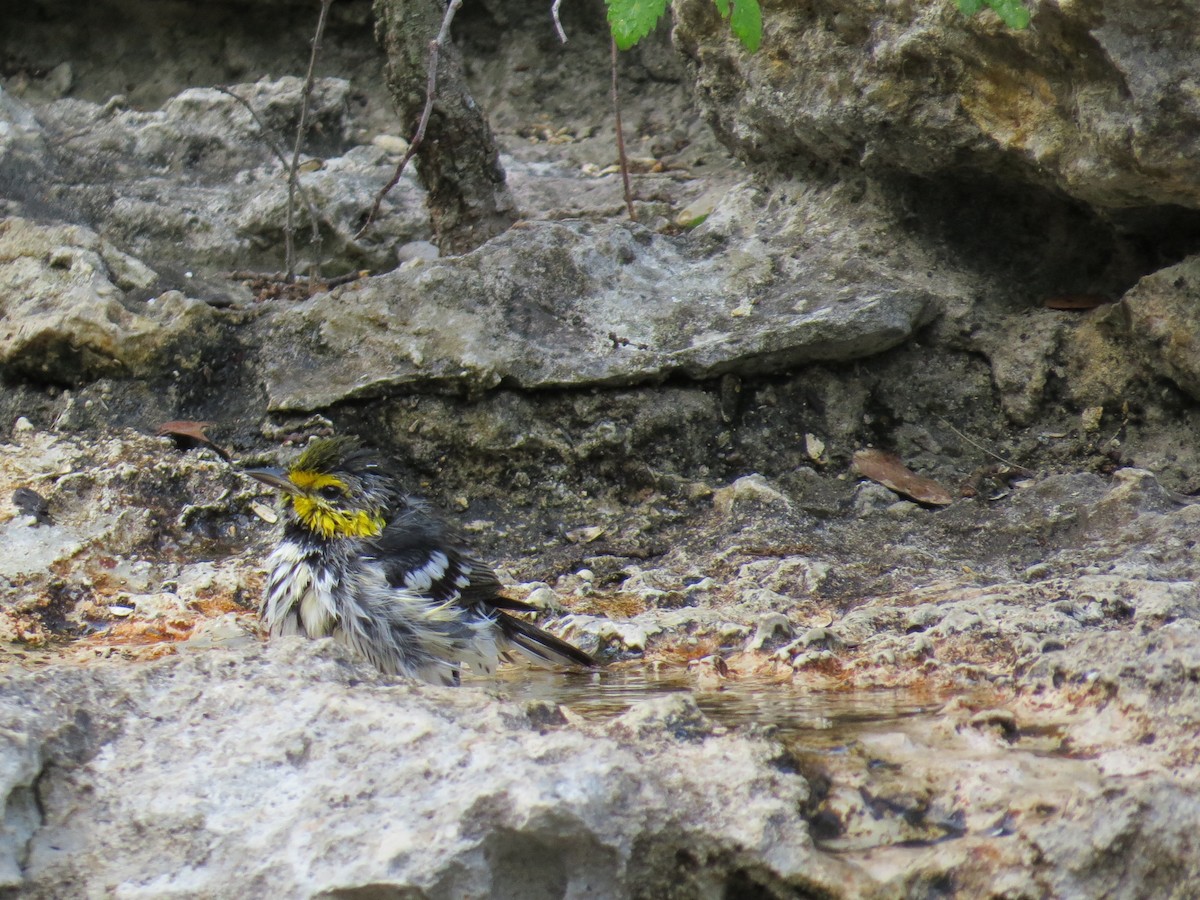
<box><xmin>319</xmin><ymin>485</ymin><xmax>344</xmax><ymax>501</ymax></box>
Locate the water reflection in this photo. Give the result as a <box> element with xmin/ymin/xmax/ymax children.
<box><xmin>482</xmin><ymin>666</ymin><xmax>1049</xmax><ymax>855</ymax></box>
<box><xmin>483</xmin><ymin>665</ymin><xmax>952</xmax><ymax>747</ymax></box>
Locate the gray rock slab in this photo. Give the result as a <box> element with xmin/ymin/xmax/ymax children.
<box><xmin>673</xmin><ymin>0</ymin><xmax>1200</xmax><ymax>212</ymax></box>
<box><xmin>1</xmin><ymin>640</ymin><xmax>865</xmax><ymax>898</ymax></box>
<box><xmin>1</xmin><ymin>79</ymin><xmax>429</xmax><ymax>281</ymax></box>
<box><xmin>0</xmin><ymin>86</ymin><xmax>50</xmax><ymax>213</ymax></box>
<box><xmin>0</xmin><ymin>218</ymin><xmax>218</xmax><ymax>382</ymax></box>
<box><xmin>257</xmin><ymin>215</ymin><xmax>940</xmax><ymax>411</ymax></box>
<box><xmin>1123</xmin><ymin>253</ymin><xmax>1200</xmax><ymax>401</ymax></box>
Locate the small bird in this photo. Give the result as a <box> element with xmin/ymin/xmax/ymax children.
<box><xmin>246</xmin><ymin>436</ymin><xmax>596</xmax><ymax>684</ymax></box>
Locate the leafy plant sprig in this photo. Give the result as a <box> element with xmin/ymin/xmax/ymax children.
<box><xmin>604</xmin><ymin>0</ymin><xmax>1030</xmax><ymax>55</ymax></box>
<box><xmin>606</xmin><ymin>0</ymin><xmax>763</xmax><ymax>52</ymax></box>
<box><xmin>957</xmin><ymin>0</ymin><xmax>1031</xmax><ymax>29</ymax></box>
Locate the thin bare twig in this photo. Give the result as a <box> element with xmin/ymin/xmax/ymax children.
<box><xmin>286</xmin><ymin>0</ymin><xmax>334</xmax><ymax>283</ymax></box>
<box><xmin>214</xmin><ymin>86</ymin><xmax>323</xmax><ymax>246</ymax></box>
<box><xmin>357</xmin><ymin>0</ymin><xmax>463</xmax><ymax>239</ymax></box>
<box><xmin>551</xmin><ymin>0</ymin><xmax>568</xmax><ymax>43</ymax></box>
<box><xmin>435</xmin><ymin>1</ymin><xmax>460</xmax><ymax>45</ymax></box>
<box><xmin>935</xmin><ymin>416</ymin><xmax>1028</xmax><ymax>471</ymax></box>
<box><xmin>611</xmin><ymin>36</ymin><xmax>636</xmax><ymax>221</ymax></box>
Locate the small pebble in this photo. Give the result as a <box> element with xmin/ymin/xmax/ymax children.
<box><xmin>250</xmin><ymin>502</ymin><xmax>278</xmax><ymax>524</ymax></box>
<box><xmin>371</xmin><ymin>134</ymin><xmax>410</xmax><ymax>155</ymax></box>
<box><xmin>13</xmin><ymin>487</ymin><xmax>53</xmax><ymax>526</ymax></box>
<box><xmin>396</xmin><ymin>240</ymin><xmax>440</xmax><ymax>265</ymax></box>
<box><xmin>524</xmin><ymin>586</ymin><xmax>560</xmax><ymax>610</ymax></box>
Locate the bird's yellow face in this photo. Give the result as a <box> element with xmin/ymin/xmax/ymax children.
<box><xmin>247</xmin><ymin>437</ymin><xmax>394</xmax><ymax>541</ymax></box>
<box><xmin>285</xmin><ymin>469</ymin><xmax>386</xmax><ymax>540</ymax></box>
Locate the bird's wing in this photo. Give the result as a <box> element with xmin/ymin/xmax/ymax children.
<box><xmin>370</xmin><ymin>497</ymin><xmax>596</xmax><ymax>670</ymax></box>
<box><xmin>368</xmin><ymin>499</ymin><xmax>535</xmax><ymax>612</ymax></box>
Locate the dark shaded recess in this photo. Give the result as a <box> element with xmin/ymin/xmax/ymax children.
<box><xmin>1105</xmin><ymin>202</ymin><xmax>1200</xmax><ymax>275</ymax></box>
<box><xmin>626</xmin><ymin>841</ymin><xmax>841</xmax><ymax>900</ymax></box>
<box><xmin>161</xmin><ymin>338</ymin><xmax>268</xmax><ymax>430</ymax></box>
<box><xmin>29</xmin><ymin>582</ymin><xmax>92</xmax><ymax>638</ymax></box>
<box><xmin>454</xmin><ymin>0</ymin><xmax>611</xmax><ymax>52</ymax></box>
<box><xmin>878</xmin><ymin>169</ymin><xmax>1200</xmax><ymax>302</ymax></box>
<box><xmin>0</xmin><ymin>377</ymin><xmax>63</xmax><ymax>432</ymax></box>
<box><xmin>319</xmin><ymin>886</ymin><xmax>420</xmax><ymax>900</ymax></box>
<box><xmin>454</xmin><ymin>0</ymin><xmax>675</xmax><ymax>91</ymax></box>
<box><xmin>906</xmin><ymin>871</ymin><xmax>957</xmax><ymax>899</ymax></box>
<box><xmin>0</xmin><ymin>332</ymin><xmax>269</xmax><ymax>462</ymax></box>
<box><xmin>0</xmin><ymin>0</ymin><xmax>378</xmax><ymax>110</ymax></box>
<box><xmin>723</xmin><ymin>867</ymin><xmax>839</xmax><ymax>900</ymax></box>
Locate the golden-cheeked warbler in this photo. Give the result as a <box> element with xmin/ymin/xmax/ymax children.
<box><xmin>246</xmin><ymin>436</ymin><xmax>595</xmax><ymax>684</ymax></box>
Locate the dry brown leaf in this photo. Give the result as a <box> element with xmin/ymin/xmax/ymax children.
<box><xmin>852</xmin><ymin>449</ymin><xmax>954</xmax><ymax>507</ymax></box>
<box><xmin>1043</xmin><ymin>293</ymin><xmax>1112</xmax><ymax>310</ymax></box>
<box><xmin>157</xmin><ymin>419</ymin><xmax>214</xmax><ymax>439</ymax></box>
<box><xmin>157</xmin><ymin>420</ymin><xmax>231</xmax><ymax>461</ymax></box>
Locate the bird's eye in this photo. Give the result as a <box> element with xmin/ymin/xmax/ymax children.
<box><xmin>319</xmin><ymin>485</ymin><xmax>343</xmax><ymax>502</ymax></box>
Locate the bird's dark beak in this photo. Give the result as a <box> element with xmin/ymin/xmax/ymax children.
<box><xmin>244</xmin><ymin>467</ymin><xmax>302</xmax><ymax>496</ymax></box>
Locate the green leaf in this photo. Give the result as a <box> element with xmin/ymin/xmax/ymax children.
<box><xmin>714</xmin><ymin>0</ymin><xmax>731</xmax><ymax>16</ymax></box>
<box><xmin>957</xmin><ymin>0</ymin><xmax>1031</xmax><ymax>29</ymax></box>
<box><xmin>729</xmin><ymin>0</ymin><xmax>762</xmax><ymax>52</ymax></box>
<box><xmin>986</xmin><ymin>0</ymin><xmax>1031</xmax><ymax>28</ymax></box>
<box><xmin>606</xmin><ymin>0</ymin><xmax>671</xmax><ymax>50</ymax></box>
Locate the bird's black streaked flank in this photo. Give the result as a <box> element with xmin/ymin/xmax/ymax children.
<box><xmin>246</xmin><ymin>436</ymin><xmax>596</xmax><ymax>684</ymax></box>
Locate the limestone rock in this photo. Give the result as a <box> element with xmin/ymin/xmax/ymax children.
<box><xmin>1</xmin><ymin>640</ymin><xmax>865</xmax><ymax>898</ymax></box>
<box><xmin>0</xmin><ymin>429</ymin><xmax>260</xmax><ymax>647</ymax></box>
<box><xmin>673</xmin><ymin>0</ymin><xmax>1200</xmax><ymax>213</ymax></box>
<box><xmin>256</xmin><ymin>208</ymin><xmax>942</xmax><ymax>410</ymax></box>
<box><xmin>2</xmin><ymin>79</ymin><xmax>428</xmax><ymax>281</ymax></box>
<box><xmin>1123</xmin><ymin>254</ymin><xmax>1200</xmax><ymax>400</ymax></box>
<box><xmin>0</xmin><ymin>218</ymin><xmax>216</xmax><ymax>382</ymax></box>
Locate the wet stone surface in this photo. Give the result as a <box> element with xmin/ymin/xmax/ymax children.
<box><xmin>3</xmin><ymin>427</ymin><xmax>1200</xmax><ymax>897</ymax></box>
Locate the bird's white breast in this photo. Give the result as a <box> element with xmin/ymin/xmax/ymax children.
<box><xmin>264</xmin><ymin>541</ymin><xmax>338</xmax><ymax>637</ymax></box>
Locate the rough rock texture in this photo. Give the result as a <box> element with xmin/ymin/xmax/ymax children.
<box><xmin>673</xmin><ymin>0</ymin><xmax>1200</xmax><ymax>215</ymax></box>
<box><xmin>1122</xmin><ymin>253</ymin><xmax>1200</xmax><ymax>400</ymax></box>
<box><xmin>6</xmin><ymin>0</ymin><xmax>1200</xmax><ymax>895</ymax></box>
<box><xmin>0</xmin><ymin>428</ymin><xmax>261</xmax><ymax>648</ymax></box>
<box><xmin>1</xmin><ymin>641</ymin><xmax>864</xmax><ymax>898</ymax></box>
<box><xmin>0</xmin><ymin>218</ymin><xmax>219</xmax><ymax>382</ymax></box>
<box><xmin>0</xmin><ymin>78</ymin><xmax>429</xmax><ymax>283</ymax></box>
<box><xmin>256</xmin><ymin>192</ymin><xmax>948</xmax><ymax>409</ymax></box>
<box><xmin>6</xmin><ymin>428</ymin><xmax>1200</xmax><ymax>897</ymax></box>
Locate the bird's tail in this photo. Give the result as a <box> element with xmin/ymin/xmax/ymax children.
<box><xmin>497</xmin><ymin>613</ymin><xmax>597</xmax><ymax>669</ymax></box>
